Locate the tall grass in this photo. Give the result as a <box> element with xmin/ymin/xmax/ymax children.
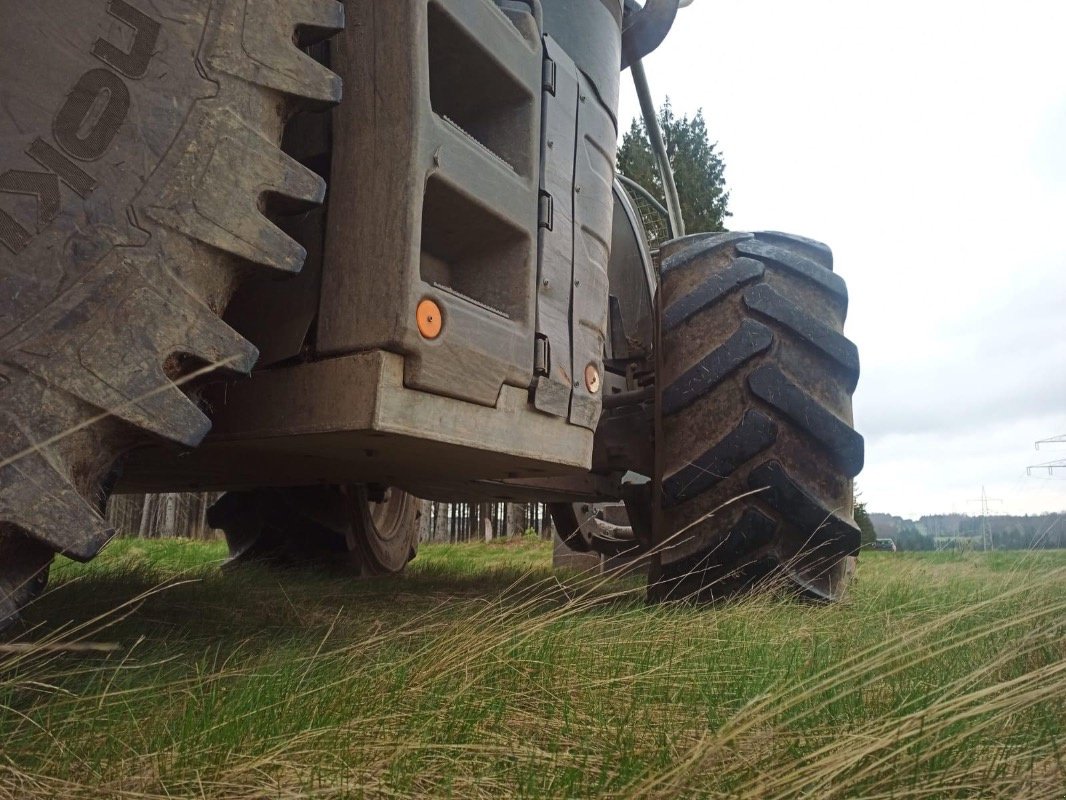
<box><xmin>1</xmin><ymin>540</ymin><xmax>1063</xmax><ymax>798</ymax></box>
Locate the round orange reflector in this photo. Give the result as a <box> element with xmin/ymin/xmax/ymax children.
<box><xmin>584</xmin><ymin>363</ymin><xmax>601</xmax><ymax>394</ymax></box>
<box><xmin>416</xmin><ymin>299</ymin><xmax>443</xmax><ymax>339</ymax></box>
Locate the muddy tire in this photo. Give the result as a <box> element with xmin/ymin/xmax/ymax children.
<box><xmin>0</xmin><ymin>0</ymin><xmax>344</xmax><ymax>626</ymax></box>
<box><xmin>0</xmin><ymin>532</ymin><xmax>52</xmax><ymax>630</ymax></box>
<box><xmin>208</xmin><ymin>486</ymin><xmax>420</xmax><ymax>576</ymax></box>
<box><xmin>651</xmin><ymin>232</ymin><xmax>863</xmax><ymax>601</ymax></box>
<box><xmin>346</xmin><ymin>486</ymin><xmax>422</xmax><ymax>576</ymax></box>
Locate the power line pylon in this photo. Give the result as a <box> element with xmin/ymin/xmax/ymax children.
<box><xmin>967</xmin><ymin>486</ymin><xmax>1003</xmax><ymax>551</ymax></box>
<box><xmin>1028</xmin><ymin>434</ymin><xmax>1066</xmax><ymax>475</ymax></box>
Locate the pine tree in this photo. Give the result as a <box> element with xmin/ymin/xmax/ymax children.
<box><xmin>853</xmin><ymin>500</ymin><xmax>877</xmax><ymax>548</ymax></box>
<box><xmin>617</xmin><ymin>100</ymin><xmax>730</xmax><ymax>234</ymax></box>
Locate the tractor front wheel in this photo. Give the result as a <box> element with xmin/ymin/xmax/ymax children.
<box><xmin>650</xmin><ymin>231</ymin><xmax>863</xmax><ymax>602</ymax></box>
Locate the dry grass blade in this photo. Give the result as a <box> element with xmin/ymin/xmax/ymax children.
<box><xmin>0</xmin><ymin>643</ymin><xmax>121</xmax><ymax>655</ymax></box>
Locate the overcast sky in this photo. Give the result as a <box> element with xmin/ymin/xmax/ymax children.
<box><xmin>618</xmin><ymin>0</ymin><xmax>1066</xmax><ymax>518</ymax></box>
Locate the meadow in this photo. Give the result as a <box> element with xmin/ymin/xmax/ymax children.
<box><xmin>1</xmin><ymin>539</ymin><xmax>1063</xmax><ymax>798</ymax></box>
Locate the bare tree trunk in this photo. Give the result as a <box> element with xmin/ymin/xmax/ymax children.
<box><xmin>160</xmin><ymin>493</ymin><xmax>178</xmax><ymax>538</ymax></box>
<box><xmin>138</xmin><ymin>494</ymin><xmax>156</xmax><ymax>538</ymax></box>
<box><xmin>539</xmin><ymin>503</ymin><xmax>553</xmax><ymax>540</ymax></box>
<box><xmin>505</xmin><ymin>503</ymin><xmax>524</xmax><ymax>537</ymax></box>
<box><xmin>417</xmin><ymin>500</ymin><xmax>433</xmax><ymax>542</ymax></box>
<box><xmin>196</xmin><ymin>494</ymin><xmax>210</xmax><ymax>539</ymax></box>
<box><xmin>434</xmin><ymin>502</ymin><xmax>448</xmax><ymax>542</ymax></box>
<box><xmin>466</xmin><ymin>503</ymin><xmax>477</xmax><ymax>541</ymax></box>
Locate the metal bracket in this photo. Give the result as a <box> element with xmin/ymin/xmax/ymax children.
<box><xmin>542</xmin><ymin>53</ymin><xmax>557</xmax><ymax>95</ymax></box>
<box><xmin>534</xmin><ymin>334</ymin><xmax>550</xmax><ymax>376</ymax></box>
<box><xmin>538</xmin><ymin>190</ymin><xmax>554</xmax><ymax>230</ymax></box>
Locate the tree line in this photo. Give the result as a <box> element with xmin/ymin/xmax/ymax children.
<box><xmin>869</xmin><ymin>512</ymin><xmax>1065</xmax><ymax>551</ymax></box>
<box><xmin>105</xmin><ymin>493</ymin><xmax>558</xmax><ymax>543</ymax></box>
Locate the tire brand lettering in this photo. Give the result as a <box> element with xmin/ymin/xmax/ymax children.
<box><xmin>0</xmin><ymin>0</ymin><xmax>159</xmax><ymax>254</ymax></box>
<box><xmin>91</xmin><ymin>0</ymin><xmax>161</xmax><ymax>79</ymax></box>
<box><xmin>53</xmin><ymin>69</ymin><xmax>131</xmax><ymax>162</ymax></box>
<box><xmin>0</xmin><ymin>169</ymin><xmax>61</xmax><ymax>252</ymax></box>
<box><xmin>26</xmin><ymin>139</ymin><xmax>98</xmax><ymax>198</ymax></box>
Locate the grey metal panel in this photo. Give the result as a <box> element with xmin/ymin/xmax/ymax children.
<box><xmin>568</xmin><ymin>70</ymin><xmax>616</xmax><ymax>430</ymax></box>
<box><xmin>317</xmin><ymin>0</ymin><xmax>542</xmax><ymax>408</ymax></box>
<box><xmin>532</xmin><ymin>36</ymin><xmax>579</xmax><ymax>417</ymax></box>
<box><xmin>122</xmin><ymin>351</ymin><xmax>594</xmax><ymax>493</ymax></box>
<box><xmin>540</xmin><ymin>0</ymin><xmax>622</xmax><ymax>126</ymax></box>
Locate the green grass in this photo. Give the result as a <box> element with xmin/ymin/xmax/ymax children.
<box><xmin>2</xmin><ymin>540</ymin><xmax>1064</xmax><ymax>798</ymax></box>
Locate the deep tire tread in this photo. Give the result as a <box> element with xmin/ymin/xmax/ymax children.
<box><xmin>754</xmin><ymin>231</ymin><xmax>834</xmax><ymax>271</ymax></box>
<box><xmin>742</xmin><ymin>283</ymin><xmax>859</xmax><ymax>388</ymax></box>
<box><xmin>736</xmin><ymin>238</ymin><xmax>848</xmax><ymax>306</ymax></box>
<box><xmin>660</xmin><ymin>232</ymin><xmax>753</xmax><ymax>276</ymax></box>
<box><xmin>0</xmin><ymin>532</ymin><xmax>52</xmax><ymax>629</ymax></box>
<box><xmin>662</xmin><ymin>410</ymin><xmax>778</xmax><ymax>508</ymax></box>
<box><xmin>663</xmin><ymin>257</ymin><xmax>764</xmax><ymax>331</ymax></box>
<box><xmin>661</xmin><ymin>319</ymin><xmax>773</xmax><ymax>416</ymax></box>
<box><xmin>748</xmin><ymin>461</ymin><xmax>860</xmax><ymax>550</ymax></box>
<box><xmin>747</xmin><ymin>365</ymin><xmax>864</xmax><ymax>477</ymax></box>
<box><xmin>654</xmin><ymin>231</ymin><xmax>862</xmax><ymax>602</ymax></box>
<box><xmin>651</xmin><ymin>509</ymin><xmax>778</xmax><ymax>601</ymax></box>
<box><xmin>0</xmin><ymin>0</ymin><xmax>344</xmax><ymax>623</ymax></box>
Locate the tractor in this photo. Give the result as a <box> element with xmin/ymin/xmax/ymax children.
<box><xmin>0</xmin><ymin>0</ymin><xmax>862</xmax><ymax>626</ymax></box>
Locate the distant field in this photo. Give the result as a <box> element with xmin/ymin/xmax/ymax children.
<box><xmin>2</xmin><ymin>540</ymin><xmax>1063</xmax><ymax>798</ymax></box>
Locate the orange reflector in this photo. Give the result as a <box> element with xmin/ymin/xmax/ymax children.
<box><xmin>417</xmin><ymin>299</ymin><xmax>443</xmax><ymax>339</ymax></box>
<box><xmin>584</xmin><ymin>363</ymin><xmax>601</xmax><ymax>394</ymax></box>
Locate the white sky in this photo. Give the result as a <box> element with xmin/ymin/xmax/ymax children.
<box><xmin>618</xmin><ymin>0</ymin><xmax>1066</xmax><ymax>518</ymax></box>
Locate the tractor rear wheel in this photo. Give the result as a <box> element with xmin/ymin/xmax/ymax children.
<box><xmin>651</xmin><ymin>232</ymin><xmax>863</xmax><ymax>601</ymax></box>
<box><xmin>0</xmin><ymin>532</ymin><xmax>52</xmax><ymax>629</ymax></box>
<box><xmin>0</xmin><ymin>0</ymin><xmax>343</xmax><ymax>628</ymax></box>
<box><xmin>207</xmin><ymin>486</ymin><xmax>420</xmax><ymax>576</ymax></box>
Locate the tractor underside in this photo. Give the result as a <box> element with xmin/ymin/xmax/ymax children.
<box><xmin>121</xmin><ymin>0</ymin><xmax>655</xmax><ymax>507</ymax></box>
<box><xmin>1</xmin><ymin>0</ymin><xmax>862</xmax><ymax>625</ymax></box>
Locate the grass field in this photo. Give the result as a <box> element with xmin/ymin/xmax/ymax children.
<box><xmin>2</xmin><ymin>539</ymin><xmax>1064</xmax><ymax>798</ymax></box>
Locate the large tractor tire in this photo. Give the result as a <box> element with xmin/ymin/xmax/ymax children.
<box><xmin>651</xmin><ymin>232</ymin><xmax>863</xmax><ymax>602</ymax></box>
<box><xmin>207</xmin><ymin>486</ymin><xmax>420</xmax><ymax>576</ymax></box>
<box><xmin>0</xmin><ymin>0</ymin><xmax>344</xmax><ymax>628</ymax></box>
<box><xmin>0</xmin><ymin>534</ymin><xmax>52</xmax><ymax>629</ymax></box>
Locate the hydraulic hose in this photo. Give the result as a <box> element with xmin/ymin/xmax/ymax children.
<box><xmin>631</xmin><ymin>58</ymin><xmax>685</xmax><ymax>238</ymax></box>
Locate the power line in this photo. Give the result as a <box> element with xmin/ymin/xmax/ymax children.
<box><xmin>1029</xmin><ymin>433</ymin><xmax>1066</xmax><ymax>475</ymax></box>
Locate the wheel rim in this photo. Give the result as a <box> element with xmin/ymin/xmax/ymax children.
<box><xmin>368</xmin><ymin>489</ymin><xmax>409</xmax><ymax>543</ymax></box>
<box><xmin>350</xmin><ymin>486</ymin><xmax>418</xmax><ymax>575</ymax></box>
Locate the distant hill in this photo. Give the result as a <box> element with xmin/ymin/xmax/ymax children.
<box><xmin>868</xmin><ymin>512</ymin><xmax>1065</xmax><ymax>550</ymax></box>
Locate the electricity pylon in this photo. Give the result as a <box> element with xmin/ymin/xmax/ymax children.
<box><xmin>1028</xmin><ymin>434</ymin><xmax>1066</xmax><ymax>475</ymax></box>
<box><xmin>967</xmin><ymin>486</ymin><xmax>1002</xmax><ymax>551</ymax></box>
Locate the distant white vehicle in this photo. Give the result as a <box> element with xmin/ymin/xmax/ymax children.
<box><xmin>872</xmin><ymin>538</ymin><xmax>898</xmax><ymax>552</ymax></box>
